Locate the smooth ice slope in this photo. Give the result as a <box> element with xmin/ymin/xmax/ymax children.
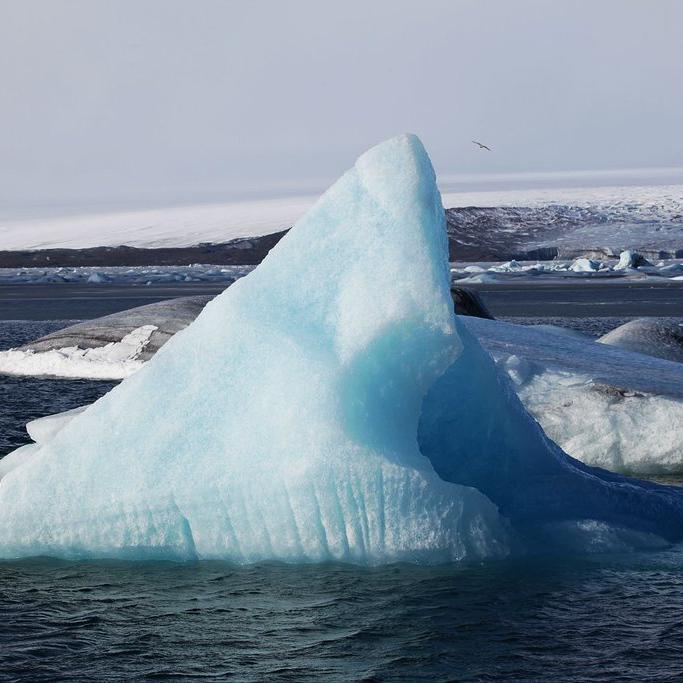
<box><xmin>0</xmin><ymin>135</ymin><xmax>507</xmax><ymax>563</ymax></box>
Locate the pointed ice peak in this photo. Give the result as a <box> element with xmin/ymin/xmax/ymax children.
<box><xmin>354</xmin><ymin>134</ymin><xmax>439</xmax><ymax>219</ymax></box>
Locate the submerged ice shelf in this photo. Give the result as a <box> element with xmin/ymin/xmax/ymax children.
<box><xmin>1</xmin><ymin>134</ymin><xmax>682</xmax><ymax>563</ymax></box>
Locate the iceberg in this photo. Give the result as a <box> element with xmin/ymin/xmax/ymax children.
<box><xmin>1</xmin><ymin>133</ymin><xmax>682</xmax><ymax>563</ymax></box>
<box><xmin>0</xmin><ymin>135</ymin><xmax>508</xmax><ymax>563</ymax></box>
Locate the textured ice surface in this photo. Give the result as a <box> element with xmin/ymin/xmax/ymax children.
<box><xmin>0</xmin><ymin>135</ymin><xmax>508</xmax><ymax>563</ymax></box>
<box><xmin>515</xmin><ymin>370</ymin><xmax>683</xmax><ymax>475</ymax></box>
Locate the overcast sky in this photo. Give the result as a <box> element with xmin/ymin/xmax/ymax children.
<box><xmin>1</xmin><ymin>0</ymin><xmax>682</xmax><ymax>211</ymax></box>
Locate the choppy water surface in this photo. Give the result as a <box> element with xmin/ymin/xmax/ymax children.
<box><xmin>2</xmin><ymin>319</ymin><xmax>683</xmax><ymax>681</ymax></box>
<box><xmin>2</xmin><ymin>554</ymin><xmax>683</xmax><ymax>681</ymax></box>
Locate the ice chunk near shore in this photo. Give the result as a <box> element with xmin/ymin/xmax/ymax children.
<box><xmin>569</xmin><ymin>257</ymin><xmax>601</xmax><ymax>273</ymax></box>
<box><xmin>0</xmin><ymin>134</ymin><xmax>508</xmax><ymax>563</ymax></box>
<box><xmin>614</xmin><ymin>249</ymin><xmax>652</xmax><ymax>271</ymax></box>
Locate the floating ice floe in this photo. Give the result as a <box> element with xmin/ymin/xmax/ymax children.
<box><xmin>1</xmin><ymin>134</ymin><xmax>682</xmax><ymax>563</ymax></box>
<box><xmin>568</xmin><ymin>257</ymin><xmax>602</xmax><ymax>273</ymax></box>
<box><xmin>0</xmin><ymin>296</ymin><xmax>212</xmax><ymax>381</ymax></box>
<box><xmin>0</xmin><ymin>326</ymin><xmax>156</xmax><ymax>380</ymax></box>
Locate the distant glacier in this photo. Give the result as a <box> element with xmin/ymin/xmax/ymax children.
<box><xmin>0</xmin><ymin>176</ymin><xmax>681</xmax><ymax>266</ymax></box>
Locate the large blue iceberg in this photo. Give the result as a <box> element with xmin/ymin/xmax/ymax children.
<box><xmin>0</xmin><ymin>134</ymin><xmax>681</xmax><ymax>563</ymax></box>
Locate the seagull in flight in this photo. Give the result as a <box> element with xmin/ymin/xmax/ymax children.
<box><xmin>472</xmin><ymin>140</ymin><xmax>492</xmax><ymax>151</ymax></box>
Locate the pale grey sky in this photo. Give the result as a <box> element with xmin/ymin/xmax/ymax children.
<box><xmin>1</xmin><ymin>0</ymin><xmax>682</xmax><ymax>210</ymax></box>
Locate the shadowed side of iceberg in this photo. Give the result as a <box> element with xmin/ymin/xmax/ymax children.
<box><xmin>418</xmin><ymin>319</ymin><xmax>683</xmax><ymax>546</ymax></box>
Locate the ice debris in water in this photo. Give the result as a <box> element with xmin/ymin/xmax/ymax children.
<box><xmin>614</xmin><ymin>249</ymin><xmax>652</xmax><ymax>271</ymax></box>
<box><xmin>1</xmin><ymin>134</ymin><xmax>683</xmax><ymax>564</ymax></box>
<box><xmin>569</xmin><ymin>257</ymin><xmax>601</xmax><ymax>273</ymax></box>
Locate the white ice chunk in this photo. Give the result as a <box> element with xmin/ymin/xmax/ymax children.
<box><xmin>461</xmin><ymin>317</ymin><xmax>683</xmax><ymax>473</ymax></box>
<box><xmin>515</xmin><ymin>370</ymin><xmax>683</xmax><ymax>475</ymax></box>
<box><xmin>569</xmin><ymin>257</ymin><xmax>601</xmax><ymax>272</ymax></box>
<box><xmin>0</xmin><ymin>325</ymin><xmax>157</xmax><ymax>379</ymax></box>
<box><xmin>614</xmin><ymin>249</ymin><xmax>652</xmax><ymax>270</ymax></box>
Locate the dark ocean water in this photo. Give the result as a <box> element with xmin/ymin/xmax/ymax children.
<box><xmin>2</xmin><ymin>553</ymin><xmax>683</xmax><ymax>681</ymax></box>
<box><xmin>2</xmin><ymin>318</ymin><xmax>683</xmax><ymax>681</ymax></box>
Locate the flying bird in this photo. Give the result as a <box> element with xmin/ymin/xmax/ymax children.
<box><xmin>472</xmin><ymin>140</ymin><xmax>492</xmax><ymax>151</ymax></box>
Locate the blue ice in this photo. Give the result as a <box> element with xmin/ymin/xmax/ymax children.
<box><xmin>0</xmin><ymin>135</ymin><xmax>507</xmax><ymax>563</ymax></box>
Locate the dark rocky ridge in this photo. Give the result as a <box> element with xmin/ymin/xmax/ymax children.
<box><xmin>2</xmin><ymin>205</ymin><xmax>681</xmax><ymax>267</ymax></box>
<box><xmin>0</xmin><ymin>231</ymin><xmax>289</xmax><ymax>268</ymax></box>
